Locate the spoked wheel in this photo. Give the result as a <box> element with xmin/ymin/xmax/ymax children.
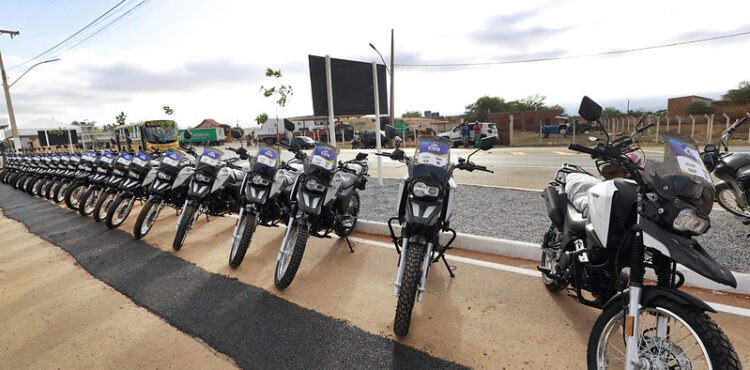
<box><xmin>540</xmin><ymin>227</ymin><xmax>565</xmax><ymax>291</ymax></box>
<box><xmin>335</xmin><ymin>193</ymin><xmax>359</xmax><ymax>238</ymax></box>
<box><xmin>393</xmin><ymin>243</ymin><xmax>426</xmax><ymax>337</ymax></box>
<box><xmin>45</xmin><ymin>180</ymin><xmax>58</xmax><ymax>200</ymax></box>
<box><xmin>229</xmin><ymin>211</ymin><xmax>258</xmax><ymax>268</ymax></box>
<box><xmin>93</xmin><ymin>192</ymin><xmax>116</xmax><ymax>222</ymax></box>
<box><xmin>15</xmin><ymin>174</ymin><xmax>28</xmax><ymax>190</ymax></box>
<box><xmin>588</xmin><ymin>298</ymin><xmax>740</xmax><ymax>369</ymax></box>
<box><xmin>274</xmin><ymin>220</ymin><xmax>308</xmax><ymax>290</ymax></box>
<box><xmin>64</xmin><ymin>184</ymin><xmax>87</xmax><ymax>210</ymax></box>
<box><xmin>79</xmin><ymin>187</ymin><xmax>101</xmax><ymax>216</ymax></box>
<box><xmin>32</xmin><ymin>178</ymin><xmax>44</xmax><ymax>196</ymax></box>
<box><xmin>133</xmin><ymin>200</ymin><xmax>162</xmax><ymax>239</ymax></box>
<box><xmin>716</xmin><ymin>183</ymin><xmax>750</xmax><ymax>217</ymax></box>
<box><xmin>54</xmin><ymin>182</ymin><xmax>70</xmax><ymax>203</ymax></box>
<box><xmin>25</xmin><ymin>177</ymin><xmax>37</xmax><ymax>194</ymax></box>
<box><xmin>173</xmin><ymin>203</ymin><xmax>198</xmax><ymax>251</ymax></box>
<box><xmin>105</xmin><ymin>194</ymin><xmax>134</xmax><ymax>229</ymax></box>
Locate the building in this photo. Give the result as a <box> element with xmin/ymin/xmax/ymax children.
<box><xmin>487</xmin><ymin>109</ymin><xmax>561</xmax><ymax>132</ymax></box>
<box><xmin>667</xmin><ymin>96</ymin><xmax>713</xmax><ymax>116</ymax></box>
<box><xmin>194</xmin><ymin>119</ymin><xmax>232</xmax><ymax>140</ymax></box>
<box><xmin>2</xmin><ymin>118</ymin><xmax>81</xmax><ymax>150</ymax></box>
<box><xmin>80</xmin><ymin>123</ymin><xmax>114</xmax><ymax>150</ymax></box>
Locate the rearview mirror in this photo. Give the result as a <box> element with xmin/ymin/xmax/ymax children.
<box><xmin>355</xmin><ymin>152</ymin><xmax>368</xmax><ymax>161</ymax></box>
<box><xmin>183</xmin><ymin>129</ymin><xmax>193</xmax><ymax>140</ymax></box>
<box><xmin>479</xmin><ymin>136</ymin><xmax>497</xmax><ymax>150</ymax></box>
<box><xmin>231</xmin><ymin>129</ymin><xmax>242</xmax><ymax>139</ymax></box>
<box><xmin>384</xmin><ymin>125</ymin><xmax>397</xmax><ymax>139</ymax></box>
<box><xmin>284</xmin><ymin>119</ymin><xmax>296</xmax><ymax>132</ymax></box>
<box><xmin>578</xmin><ymin>96</ymin><xmax>602</xmax><ymax>122</ymax></box>
<box><xmin>588</xmin><ymin>136</ymin><xmax>600</xmax><ymax>142</ymax></box>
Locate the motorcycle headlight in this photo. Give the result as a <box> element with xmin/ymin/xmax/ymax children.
<box><xmin>252</xmin><ymin>174</ymin><xmax>270</xmax><ymax>186</ymax></box>
<box><xmin>305</xmin><ymin>178</ymin><xmax>326</xmax><ymax>193</ymax></box>
<box><xmin>194</xmin><ymin>172</ymin><xmax>212</xmax><ymax>183</ymax></box>
<box><xmin>673</xmin><ymin>207</ymin><xmax>710</xmax><ymax>235</ymax></box>
<box><xmin>157</xmin><ymin>171</ymin><xmax>172</xmax><ymax>180</ymax></box>
<box><xmin>412</xmin><ymin>182</ymin><xmax>440</xmax><ymax>199</ymax></box>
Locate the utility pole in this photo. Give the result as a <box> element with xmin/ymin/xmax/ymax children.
<box><xmin>389</xmin><ymin>29</ymin><xmax>394</xmax><ymax>132</ymax></box>
<box><xmin>0</xmin><ymin>29</ymin><xmax>20</xmax><ymax>151</ymax></box>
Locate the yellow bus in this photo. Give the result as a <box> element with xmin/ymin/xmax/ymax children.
<box><xmin>113</xmin><ymin>120</ymin><xmax>180</xmax><ymax>153</ymax></box>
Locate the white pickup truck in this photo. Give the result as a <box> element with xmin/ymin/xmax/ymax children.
<box><xmin>438</xmin><ymin>122</ymin><xmax>499</xmax><ymax>148</ymax></box>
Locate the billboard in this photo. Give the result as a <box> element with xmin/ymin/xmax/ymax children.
<box><xmin>308</xmin><ymin>55</ymin><xmax>388</xmax><ymax>117</ymax></box>
<box><xmin>38</xmin><ymin>130</ymin><xmax>79</xmax><ymax>146</ymax></box>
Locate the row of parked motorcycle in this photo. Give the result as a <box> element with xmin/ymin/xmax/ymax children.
<box><xmin>1</xmin><ymin>96</ymin><xmax>748</xmax><ymax>368</ymax></box>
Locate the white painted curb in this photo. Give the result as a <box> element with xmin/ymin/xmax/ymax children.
<box><xmin>354</xmin><ymin>220</ymin><xmax>750</xmax><ymax>296</ymax></box>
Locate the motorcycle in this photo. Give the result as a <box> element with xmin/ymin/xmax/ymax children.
<box><xmin>62</xmin><ymin>150</ymin><xmax>99</xmax><ymax>211</ymax></box>
<box><xmin>228</xmin><ymin>143</ymin><xmax>303</xmax><ymax>268</ymax></box>
<box><xmin>274</xmin><ymin>143</ymin><xmax>369</xmax><ymax>289</ymax></box>
<box><xmin>172</xmin><ymin>147</ymin><xmax>246</xmax><ymax>250</ymax></box>
<box><xmin>377</xmin><ymin>135</ymin><xmax>496</xmax><ymax>337</ymax></box>
<box><xmin>51</xmin><ymin>152</ymin><xmax>81</xmax><ymax>204</ymax></box>
<box><xmin>132</xmin><ymin>148</ymin><xmax>196</xmax><ymax>239</ymax></box>
<box><xmin>93</xmin><ymin>151</ymin><xmax>134</xmax><ymax>222</ymax></box>
<box><xmin>701</xmin><ymin>117</ymin><xmax>750</xmax><ymax>217</ymax></box>
<box><xmin>104</xmin><ymin>150</ymin><xmax>159</xmax><ymax>228</ymax></box>
<box><xmin>78</xmin><ymin>151</ymin><xmax>117</xmax><ymax>216</ymax></box>
<box><xmin>538</xmin><ymin>96</ymin><xmax>739</xmax><ymax>369</ymax></box>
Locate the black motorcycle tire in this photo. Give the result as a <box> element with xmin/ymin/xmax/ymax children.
<box><xmin>53</xmin><ymin>182</ymin><xmax>69</xmax><ymax>203</ymax></box>
<box><xmin>105</xmin><ymin>194</ymin><xmax>133</xmax><ymax>229</ymax></box>
<box><xmin>15</xmin><ymin>174</ymin><xmax>28</xmax><ymax>189</ymax></box>
<box><xmin>273</xmin><ymin>222</ymin><xmax>308</xmax><ymax>290</ymax></box>
<box><xmin>715</xmin><ymin>182</ymin><xmax>750</xmax><ymax>218</ymax></box>
<box><xmin>173</xmin><ymin>203</ymin><xmax>198</xmax><ymax>251</ymax></box>
<box><xmin>45</xmin><ymin>180</ymin><xmax>57</xmax><ymax>200</ymax></box>
<box><xmin>64</xmin><ymin>183</ymin><xmax>86</xmax><ymax>210</ymax></box>
<box><xmin>229</xmin><ymin>211</ymin><xmax>258</xmax><ymax>268</ymax></box>
<box><xmin>78</xmin><ymin>187</ymin><xmax>100</xmax><ymax>216</ymax></box>
<box><xmin>25</xmin><ymin>176</ymin><xmax>37</xmax><ymax>194</ymax></box>
<box><xmin>133</xmin><ymin>200</ymin><xmax>162</xmax><ymax>239</ymax></box>
<box><xmin>393</xmin><ymin>242</ymin><xmax>426</xmax><ymax>337</ymax></box>
<box><xmin>587</xmin><ymin>297</ymin><xmax>740</xmax><ymax>369</ymax></box>
<box><xmin>93</xmin><ymin>191</ymin><xmax>115</xmax><ymax>222</ymax></box>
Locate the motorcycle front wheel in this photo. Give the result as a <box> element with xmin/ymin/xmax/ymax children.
<box><xmin>133</xmin><ymin>200</ymin><xmax>161</xmax><ymax>239</ymax></box>
<box><xmin>79</xmin><ymin>187</ymin><xmax>100</xmax><ymax>216</ymax></box>
<box><xmin>393</xmin><ymin>242</ymin><xmax>426</xmax><ymax>337</ymax></box>
<box><xmin>229</xmin><ymin>210</ymin><xmax>258</xmax><ymax>268</ymax></box>
<box><xmin>173</xmin><ymin>203</ymin><xmax>198</xmax><ymax>251</ymax></box>
<box><xmin>93</xmin><ymin>192</ymin><xmax>116</xmax><ymax>222</ymax></box>
<box><xmin>274</xmin><ymin>221</ymin><xmax>308</xmax><ymax>290</ymax></box>
<box><xmin>588</xmin><ymin>297</ymin><xmax>740</xmax><ymax>369</ymax></box>
<box><xmin>54</xmin><ymin>182</ymin><xmax>70</xmax><ymax>203</ymax></box>
<box><xmin>716</xmin><ymin>183</ymin><xmax>750</xmax><ymax>217</ymax></box>
<box><xmin>64</xmin><ymin>183</ymin><xmax>87</xmax><ymax>210</ymax></box>
<box><xmin>105</xmin><ymin>194</ymin><xmax>134</xmax><ymax>228</ymax></box>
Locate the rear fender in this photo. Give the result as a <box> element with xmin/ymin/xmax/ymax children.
<box><xmin>602</xmin><ymin>286</ymin><xmax>715</xmax><ymax>313</ymax></box>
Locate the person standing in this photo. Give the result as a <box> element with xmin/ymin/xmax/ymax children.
<box><xmin>461</xmin><ymin>123</ymin><xmax>469</xmax><ymax>148</ymax></box>
<box><xmin>473</xmin><ymin>121</ymin><xmax>482</xmax><ymax>147</ymax></box>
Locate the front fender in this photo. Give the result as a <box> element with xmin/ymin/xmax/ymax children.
<box><xmin>602</xmin><ymin>286</ymin><xmax>715</xmax><ymax>313</ymax></box>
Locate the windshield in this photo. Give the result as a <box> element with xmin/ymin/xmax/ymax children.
<box><xmin>254</xmin><ymin>144</ymin><xmax>280</xmax><ymax>171</ymax></box>
<box><xmin>308</xmin><ymin>143</ymin><xmax>339</xmax><ymax>173</ymax></box>
<box><xmin>145</xmin><ymin>124</ymin><xmax>179</xmax><ymax>144</ymax></box>
<box><xmin>412</xmin><ymin>135</ymin><xmax>451</xmax><ymax>183</ymax></box>
<box><xmin>161</xmin><ymin>149</ymin><xmax>186</xmax><ymax>169</ymax></box>
<box><xmin>644</xmin><ymin>132</ymin><xmax>715</xmax><ymax>214</ymax></box>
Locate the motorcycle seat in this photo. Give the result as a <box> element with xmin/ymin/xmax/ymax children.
<box><xmin>564</xmin><ymin>172</ymin><xmax>601</xmax><ymax>214</ymax></box>
<box><xmin>335</xmin><ymin>171</ymin><xmax>358</xmax><ymax>189</ymax></box>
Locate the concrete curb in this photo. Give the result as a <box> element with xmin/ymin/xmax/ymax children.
<box><xmin>354</xmin><ymin>220</ymin><xmax>750</xmax><ymax>296</ymax></box>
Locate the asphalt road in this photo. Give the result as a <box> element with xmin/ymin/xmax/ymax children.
<box><xmin>2</xmin><ymin>184</ymin><xmax>750</xmax><ymax>369</ymax></box>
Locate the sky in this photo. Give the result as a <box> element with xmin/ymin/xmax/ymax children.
<box><xmin>0</xmin><ymin>0</ymin><xmax>749</xmax><ymax>129</ymax></box>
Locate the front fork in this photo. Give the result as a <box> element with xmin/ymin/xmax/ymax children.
<box><xmin>392</xmin><ymin>238</ymin><xmax>433</xmax><ymax>303</ymax></box>
<box><xmin>175</xmin><ymin>199</ymin><xmax>202</xmax><ymax>233</ymax></box>
<box><xmin>625</xmin><ymin>226</ymin><xmax>646</xmax><ymax>370</ymax></box>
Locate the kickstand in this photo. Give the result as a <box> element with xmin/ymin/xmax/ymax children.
<box><xmin>343</xmin><ymin>234</ymin><xmax>355</xmax><ymax>253</ymax></box>
<box><xmin>205</xmin><ymin>214</ymin><xmax>209</xmax><ymax>222</ymax></box>
<box><xmin>441</xmin><ymin>255</ymin><xmax>456</xmax><ymax>278</ymax></box>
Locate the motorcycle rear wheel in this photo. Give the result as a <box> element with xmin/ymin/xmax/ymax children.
<box><xmin>393</xmin><ymin>243</ymin><xmax>426</xmax><ymax>337</ymax></box>
<box><xmin>716</xmin><ymin>183</ymin><xmax>750</xmax><ymax>217</ymax></box>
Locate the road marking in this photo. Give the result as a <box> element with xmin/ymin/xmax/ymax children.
<box><xmin>511</xmin><ymin>152</ymin><xmax>527</xmax><ymax>156</ymax></box>
<box><xmin>349</xmin><ymin>236</ymin><xmax>750</xmax><ymax>318</ymax></box>
<box><xmin>551</xmin><ymin>151</ymin><xmax>577</xmax><ymax>156</ymax></box>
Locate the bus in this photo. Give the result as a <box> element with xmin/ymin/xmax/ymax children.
<box><xmin>112</xmin><ymin>120</ymin><xmax>180</xmax><ymax>154</ymax></box>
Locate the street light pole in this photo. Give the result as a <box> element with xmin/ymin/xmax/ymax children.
<box><xmin>389</xmin><ymin>29</ymin><xmax>394</xmax><ymax>131</ymax></box>
<box><xmin>0</xmin><ymin>29</ymin><xmax>20</xmax><ymax>151</ymax></box>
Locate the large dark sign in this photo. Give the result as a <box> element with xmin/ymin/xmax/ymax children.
<box><xmin>38</xmin><ymin>130</ymin><xmax>78</xmax><ymax>146</ymax></box>
<box><xmin>309</xmin><ymin>55</ymin><xmax>388</xmax><ymax>116</ymax></box>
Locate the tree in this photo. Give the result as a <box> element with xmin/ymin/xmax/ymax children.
<box><xmin>116</xmin><ymin>112</ymin><xmax>127</xmax><ymax>126</ymax></box>
<box><xmin>517</xmin><ymin>93</ymin><xmax>547</xmax><ymax>111</ymax></box>
<box><xmin>464</xmin><ymin>96</ymin><xmax>513</xmax><ymax>121</ymax></box>
<box><xmin>722</xmin><ymin>81</ymin><xmax>750</xmax><ymax>105</ymax></box>
<box><xmin>685</xmin><ymin>101</ymin><xmax>708</xmax><ymax>115</ymax></box>
<box><xmin>402</xmin><ymin>111</ymin><xmax>421</xmax><ymax>118</ymax></box>
<box><xmin>162</xmin><ymin>106</ymin><xmax>175</xmax><ymax>115</ymax></box>
<box><xmin>601</xmin><ymin>107</ymin><xmax>625</xmax><ymax>118</ymax></box>
<box><xmin>256</xmin><ymin>68</ymin><xmax>293</xmax><ymax>140</ymax></box>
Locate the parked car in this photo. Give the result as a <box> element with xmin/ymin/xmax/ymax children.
<box><xmin>358</xmin><ymin>130</ymin><xmax>392</xmax><ymax>149</ymax></box>
<box><xmin>438</xmin><ymin>122</ymin><xmax>498</xmax><ymax>148</ymax></box>
<box><xmin>541</xmin><ymin>117</ymin><xmax>590</xmax><ymax>138</ymax></box>
<box><xmin>279</xmin><ymin>136</ymin><xmax>316</xmax><ymax>149</ymax></box>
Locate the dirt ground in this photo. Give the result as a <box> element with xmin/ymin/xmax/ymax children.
<box><xmin>0</xmin><ymin>213</ymin><xmax>237</xmax><ymax>369</ymax></box>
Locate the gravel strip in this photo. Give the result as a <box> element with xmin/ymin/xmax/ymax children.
<box><xmin>359</xmin><ymin>179</ymin><xmax>750</xmax><ymax>274</ymax></box>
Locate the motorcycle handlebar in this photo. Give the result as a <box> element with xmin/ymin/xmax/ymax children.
<box><xmin>568</xmin><ymin>143</ymin><xmax>597</xmax><ymax>155</ymax></box>
<box><xmin>637</xmin><ymin>122</ymin><xmax>655</xmax><ymax>133</ymax></box>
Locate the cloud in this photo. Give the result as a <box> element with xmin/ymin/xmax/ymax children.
<box><xmin>471</xmin><ymin>6</ymin><xmax>575</xmax><ymax>47</ymax></box>
<box><xmin>84</xmin><ymin>59</ymin><xmax>265</xmax><ymax>92</ymax></box>
<box><xmin>669</xmin><ymin>25</ymin><xmax>750</xmax><ymax>45</ymax></box>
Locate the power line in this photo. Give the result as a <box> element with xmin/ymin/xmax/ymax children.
<box><xmin>8</xmin><ymin>0</ymin><xmax>130</xmax><ymax>70</ymax></box>
<box><xmin>18</xmin><ymin>0</ymin><xmax>59</xmax><ymax>31</ymax></box>
<box><xmin>396</xmin><ymin>30</ymin><xmax>750</xmax><ymax>68</ymax></box>
<box><xmin>52</xmin><ymin>0</ymin><xmax>151</xmax><ymax>58</ymax></box>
